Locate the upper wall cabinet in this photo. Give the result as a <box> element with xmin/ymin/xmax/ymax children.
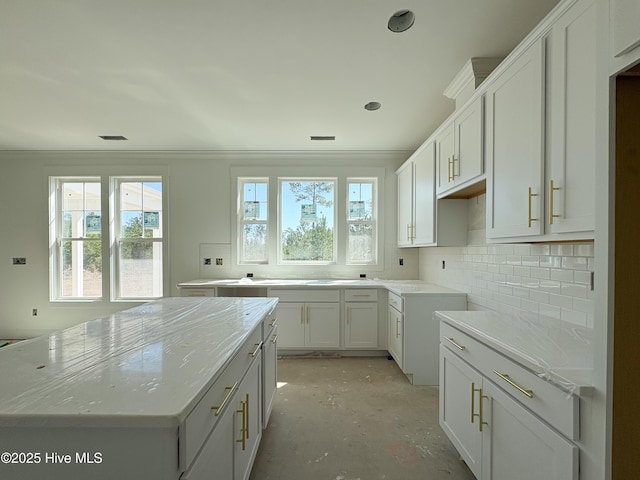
<box><xmin>611</xmin><ymin>0</ymin><xmax>640</xmax><ymax>58</ymax></box>
<box><xmin>436</xmin><ymin>96</ymin><xmax>484</xmax><ymax>197</ymax></box>
<box><xmin>547</xmin><ymin>0</ymin><xmax>596</xmax><ymax>236</ymax></box>
<box><xmin>397</xmin><ymin>142</ymin><xmax>467</xmax><ymax>248</ymax></box>
<box><xmin>397</xmin><ymin>141</ymin><xmax>436</xmax><ymax>247</ymax></box>
<box><xmin>486</xmin><ymin>0</ymin><xmax>596</xmax><ymax>242</ymax></box>
<box><xmin>485</xmin><ymin>38</ymin><xmax>546</xmax><ymax>239</ymax></box>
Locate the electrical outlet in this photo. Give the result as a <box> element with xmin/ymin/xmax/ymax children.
<box><xmin>399</xmin><ymin>258</ymin><xmax>404</xmax><ymax>266</ymax></box>
<box><xmin>442</xmin><ymin>260</ymin><xmax>446</xmax><ymax>269</ymax></box>
<box><xmin>203</xmin><ymin>258</ymin><xmax>212</xmax><ymax>266</ymax></box>
<box><xmin>359</xmin><ymin>273</ymin><xmax>366</xmax><ymax>278</ymax></box>
<box><xmin>13</xmin><ymin>257</ymin><xmax>26</xmax><ymax>265</ymax></box>
<box><xmin>246</xmin><ymin>273</ymin><xmax>254</xmax><ymax>277</ymax></box>
<box><xmin>215</xmin><ymin>258</ymin><xmax>223</xmax><ymax>266</ymax></box>
<box><xmin>32</xmin><ymin>308</ymin><xmax>37</xmax><ymax>316</ymax></box>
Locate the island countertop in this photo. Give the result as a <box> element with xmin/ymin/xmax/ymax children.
<box><xmin>0</xmin><ymin>297</ymin><xmax>278</xmax><ymax>427</ymax></box>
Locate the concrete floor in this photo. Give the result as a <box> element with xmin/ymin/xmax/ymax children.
<box><xmin>250</xmin><ymin>356</ymin><xmax>475</xmax><ymax>480</ymax></box>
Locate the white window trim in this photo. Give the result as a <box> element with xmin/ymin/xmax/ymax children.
<box><xmin>238</xmin><ymin>177</ymin><xmax>269</xmax><ymax>265</ymax></box>
<box><xmin>346</xmin><ymin>177</ymin><xmax>378</xmax><ymax>265</ymax></box>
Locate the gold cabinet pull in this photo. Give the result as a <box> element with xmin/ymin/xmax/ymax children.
<box><xmin>447</xmin><ymin>156</ymin><xmax>453</xmax><ymax>182</ymax></box>
<box><xmin>269</xmin><ymin>318</ymin><xmax>277</xmax><ymax>327</ymax></box>
<box><xmin>548</xmin><ymin>179</ymin><xmax>561</xmax><ymax>225</ymax></box>
<box><xmin>395</xmin><ymin>318</ymin><xmax>400</xmax><ymax>338</ymax></box>
<box><xmin>236</xmin><ymin>396</ymin><xmax>247</xmax><ymax>450</ymax></box>
<box><xmin>306</xmin><ymin>306</ymin><xmax>310</xmax><ymax>324</ymax></box>
<box><xmin>212</xmin><ymin>381</ymin><xmax>239</xmax><ymax>416</ymax></box>
<box><xmin>406</xmin><ymin>223</ymin><xmax>411</xmax><ymax>241</ymax></box>
<box><xmin>527</xmin><ymin>187</ymin><xmax>539</xmax><ymax>227</ymax></box>
<box><xmin>445</xmin><ymin>337</ymin><xmax>466</xmax><ymax>351</ymax></box>
<box><xmin>470</xmin><ymin>383</ymin><xmax>488</xmax><ymax>432</ymax></box>
<box><xmin>300</xmin><ymin>306</ymin><xmax>304</xmax><ymax>324</ymax></box>
<box><xmin>245</xmin><ymin>393</ymin><xmax>250</xmax><ymax>440</ymax></box>
<box><xmin>493</xmin><ymin>370</ymin><xmax>534</xmax><ymax>398</ymax></box>
<box><xmin>271</xmin><ymin>333</ymin><xmax>278</xmax><ymax>344</ymax></box>
<box><xmin>249</xmin><ymin>342</ymin><xmax>262</xmax><ymax>358</ymax></box>
<box><xmin>452</xmin><ymin>155</ymin><xmax>459</xmax><ymax>179</ymax></box>
<box><xmin>346</xmin><ymin>306</ymin><xmax>350</xmax><ymax>325</ymax></box>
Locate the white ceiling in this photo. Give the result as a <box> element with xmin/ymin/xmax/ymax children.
<box><xmin>0</xmin><ymin>0</ymin><xmax>560</xmax><ymax>152</ymax></box>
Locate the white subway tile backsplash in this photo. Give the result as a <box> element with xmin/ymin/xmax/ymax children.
<box><xmin>420</xmin><ymin>235</ymin><xmax>594</xmax><ymax>322</ymax></box>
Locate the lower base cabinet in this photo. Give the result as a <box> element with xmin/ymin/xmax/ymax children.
<box><xmin>440</xmin><ymin>345</ymin><xmax>579</xmax><ymax>480</ymax></box>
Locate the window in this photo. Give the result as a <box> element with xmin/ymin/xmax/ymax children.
<box><xmin>49</xmin><ymin>175</ymin><xmax>164</xmax><ymax>302</ymax></box>
<box><xmin>113</xmin><ymin>178</ymin><xmax>164</xmax><ymax>299</ymax></box>
<box><xmin>51</xmin><ymin>178</ymin><xmax>103</xmax><ymax>299</ymax></box>
<box><xmin>347</xmin><ymin>179</ymin><xmax>377</xmax><ymax>264</ymax></box>
<box><xmin>239</xmin><ymin>179</ymin><xmax>268</xmax><ymax>264</ymax></box>
<box><xmin>279</xmin><ymin>179</ymin><xmax>336</xmax><ymax>263</ymax></box>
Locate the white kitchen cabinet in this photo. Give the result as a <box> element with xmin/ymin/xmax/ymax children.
<box><xmin>486</xmin><ymin>37</ymin><xmax>546</xmax><ymax>239</ymax></box>
<box><xmin>233</xmin><ymin>350</ymin><xmax>263</xmax><ymax>480</ymax></box>
<box><xmin>436</xmin><ymin>96</ymin><xmax>484</xmax><ymax>196</ymax></box>
<box><xmin>388</xmin><ymin>289</ymin><xmax>467</xmax><ymax>385</ymax></box>
<box><xmin>546</xmin><ymin>0</ymin><xmax>596</xmax><ymax>236</ymax></box>
<box><xmin>439</xmin><ymin>318</ymin><xmax>580</xmax><ymax>480</ymax></box>
<box><xmin>387</xmin><ymin>292</ymin><xmax>404</xmax><ymax>369</ymax></box>
<box><xmin>270</xmin><ymin>290</ymin><xmax>340</xmax><ymax>349</ymax></box>
<box><xmin>397</xmin><ymin>141</ymin><xmax>467</xmax><ymax>248</ymax></box>
<box><xmin>611</xmin><ymin>0</ymin><xmax>640</xmax><ymax>58</ymax></box>
<box><xmin>344</xmin><ymin>289</ymin><xmax>378</xmax><ymax>349</ymax></box>
<box><xmin>262</xmin><ymin>319</ymin><xmax>278</xmax><ymax>429</ymax></box>
<box><xmin>397</xmin><ymin>141</ymin><xmax>436</xmax><ymax>246</ymax></box>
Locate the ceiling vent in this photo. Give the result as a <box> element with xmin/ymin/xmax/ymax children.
<box><xmin>310</xmin><ymin>136</ymin><xmax>336</xmax><ymax>141</ymax></box>
<box><xmin>99</xmin><ymin>135</ymin><xmax>128</xmax><ymax>141</ymax></box>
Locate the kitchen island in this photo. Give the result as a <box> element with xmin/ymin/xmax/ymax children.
<box><xmin>0</xmin><ymin>296</ymin><xmax>278</xmax><ymax>480</ymax></box>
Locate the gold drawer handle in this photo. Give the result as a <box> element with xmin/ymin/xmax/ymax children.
<box><xmin>493</xmin><ymin>370</ymin><xmax>534</xmax><ymax>398</ymax></box>
<box><xmin>269</xmin><ymin>318</ymin><xmax>278</xmax><ymax>327</ymax></box>
<box><xmin>445</xmin><ymin>337</ymin><xmax>466</xmax><ymax>351</ymax></box>
<box><xmin>212</xmin><ymin>381</ymin><xmax>239</xmax><ymax>416</ymax></box>
<box><xmin>549</xmin><ymin>179</ymin><xmax>561</xmax><ymax>225</ymax></box>
<box><xmin>271</xmin><ymin>333</ymin><xmax>279</xmax><ymax>344</ymax></box>
<box><xmin>527</xmin><ymin>187</ymin><xmax>539</xmax><ymax>227</ymax></box>
<box><xmin>249</xmin><ymin>342</ymin><xmax>263</xmax><ymax>357</ymax></box>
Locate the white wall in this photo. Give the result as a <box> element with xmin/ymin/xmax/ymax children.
<box><xmin>0</xmin><ymin>150</ymin><xmax>414</xmax><ymax>338</ymax></box>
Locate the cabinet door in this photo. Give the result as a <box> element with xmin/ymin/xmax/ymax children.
<box><xmin>275</xmin><ymin>303</ymin><xmax>305</xmax><ymax>348</ymax></box>
<box><xmin>611</xmin><ymin>0</ymin><xmax>640</xmax><ymax>58</ymax></box>
<box><xmin>305</xmin><ymin>303</ymin><xmax>340</xmax><ymax>348</ymax></box>
<box><xmin>435</xmin><ymin>122</ymin><xmax>456</xmax><ymax>195</ymax></box>
<box><xmin>412</xmin><ymin>141</ymin><xmax>436</xmax><ymax>245</ymax></box>
<box><xmin>397</xmin><ymin>162</ymin><xmax>414</xmax><ymax>247</ymax></box>
<box><xmin>481</xmin><ymin>380</ymin><xmax>578</xmax><ymax>480</ymax></box>
<box><xmin>344</xmin><ymin>302</ymin><xmax>378</xmax><ymax>349</ymax></box>
<box><xmin>486</xmin><ymin>38</ymin><xmax>545</xmax><ymax>239</ymax></box>
<box><xmin>454</xmin><ymin>96</ymin><xmax>484</xmax><ymax>187</ymax></box>
<box><xmin>262</xmin><ymin>326</ymin><xmax>277</xmax><ymax>429</ymax></box>
<box><xmin>387</xmin><ymin>306</ymin><xmax>403</xmax><ymax>369</ymax></box>
<box><xmin>234</xmin><ymin>354</ymin><xmax>263</xmax><ymax>480</ymax></box>
<box><xmin>439</xmin><ymin>346</ymin><xmax>483</xmax><ymax>479</ymax></box>
<box><xmin>547</xmin><ymin>0</ymin><xmax>596</xmax><ymax>235</ymax></box>
<box><xmin>181</xmin><ymin>400</ymin><xmax>234</xmax><ymax>480</ymax></box>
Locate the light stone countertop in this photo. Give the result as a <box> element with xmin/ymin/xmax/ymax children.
<box><xmin>436</xmin><ymin>310</ymin><xmax>594</xmax><ymax>395</ymax></box>
<box><xmin>0</xmin><ymin>297</ymin><xmax>278</xmax><ymax>427</ymax></box>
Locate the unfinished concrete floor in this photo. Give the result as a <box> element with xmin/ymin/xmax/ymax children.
<box><xmin>250</xmin><ymin>356</ymin><xmax>475</xmax><ymax>480</ymax></box>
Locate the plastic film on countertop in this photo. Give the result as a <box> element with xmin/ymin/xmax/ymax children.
<box><xmin>435</xmin><ymin>309</ymin><xmax>593</xmax><ymax>396</ymax></box>
<box><xmin>0</xmin><ymin>297</ymin><xmax>278</xmax><ymax>423</ymax></box>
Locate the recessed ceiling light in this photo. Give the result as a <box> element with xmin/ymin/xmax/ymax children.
<box><xmin>364</xmin><ymin>102</ymin><xmax>381</xmax><ymax>111</ymax></box>
<box><xmin>99</xmin><ymin>135</ymin><xmax>128</xmax><ymax>141</ymax></box>
<box><xmin>388</xmin><ymin>10</ymin><xmax>415</xmax><ymax>33</ymax></box>
<box><xmin>310</xmin><ymin>136</ymin><xmax>336</xmax><ymax>141</ymax></box>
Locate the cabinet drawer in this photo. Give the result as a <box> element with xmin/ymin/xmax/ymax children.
<box><xmin>388</xmin><ymin>291</ymin><xmax>403</xmax><ymax>312</ymax></box>
<box><xmin>269</xmin><ymin>289</ymin><xmax>340</xmax><ymax>302</ymax></box>
<box><xmin>262</xmin><ymin>309</ymin><xmax>278</xmax><ymax>341</ymax></box>
<box><xmin>440</xmin><ymin>322</ymin><xmax>579</xmax><ymax>440</ymax></box>
<box><xmin>180</xmin><ymin>288</ymin><xmax>216</xmax><ymax>297</ymax></box>
<box><xmin>182</xmin><ymin>326</ymin><xmax>262</xmax><ymax>469</ymax></box>
<box><xmin>345</xmin><ymin>289</ymin><xmax>378</xmax><ymax>302</ymax></box>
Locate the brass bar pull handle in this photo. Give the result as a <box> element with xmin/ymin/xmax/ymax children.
<box><xmin>478</xmin><ymin>388</ymin><xmax>488</xmax><ymax>432</ymax></box>
<box><xmin>549</xmin><ymin>179</ymin><xmax>561</xmax><ymax>225</ymax></box>
<box><xmin>406</xmin><ymin>224</ymin><xmax>411</xmax><ymax>241</ymax></box>
<box><xmin>445</xmin><ymin>337</ymin><xmax>466</xmax><ymax>351</ymax></box>
<box><xmin>353</xmin><ymin>294</ymin><xmax>371</xmax><ymax>298</ymax></box>
<box><xmin>300</xmin><ymin>306</ymin><xmax>304</xmax><ymax>324</ymax></box>
<box><xmin>395</xmin><ymin>318</ymin><xmax>400</xmax><ymax>338</ymax></box>
<box><xmin>212</xmin><ymin>381</ymin><xmax>239</xmax><ymax>416</ymax></box>
<box><xmin>236</xmin><ymin>399</ymin><xmax>247</xmax><ymax>450</ymax></box>
<box><xmin>245</xmin><ymin>393</ymin><xmax>250</xmax><ymax>440</ymax></box>
<box><xmin>346</xmin><ymin>307</ymin><xmax>350</xmax><ymax>325</ymax></box>
<box><xmin>493</xmin><ymin>370</ymin><xmax>534</xmax><ymax>398</ymax></box>
<box><xmin>271</xmin><ymin>333</ymin><xmax>278</xmax><ymax>344</ymax></box>
<box><xmin>452</xmin><ymin>155</ymin><xmax>459</xmax><ymax>179</ymax></box>
<box><xmin>471</xmin><ymin>382</ymin><xmax>478</xmax><ymax>424</ymax></box>
<box><xmin>448</xmin><ymin>156</ymin><xmax>453</xmax><ymax>182</ymax></box>
<box><xmin>306</xmin><ymin>306</ymin><xmax>310</xmax><ymax>324</ymax></box>
<box><xmin>249</xmin><ymin>342</ymin><xmax>263</xmax><ymax>358</ymax></box>
<box><xmin>270</xmin><ymin>319</ymin><xmax>277</xmax><ymax>327</ymax></box>
<box><xmin>527</xmin><ymin>187</ymin><xmax>539</xmax><ymax>227</ymax></box>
